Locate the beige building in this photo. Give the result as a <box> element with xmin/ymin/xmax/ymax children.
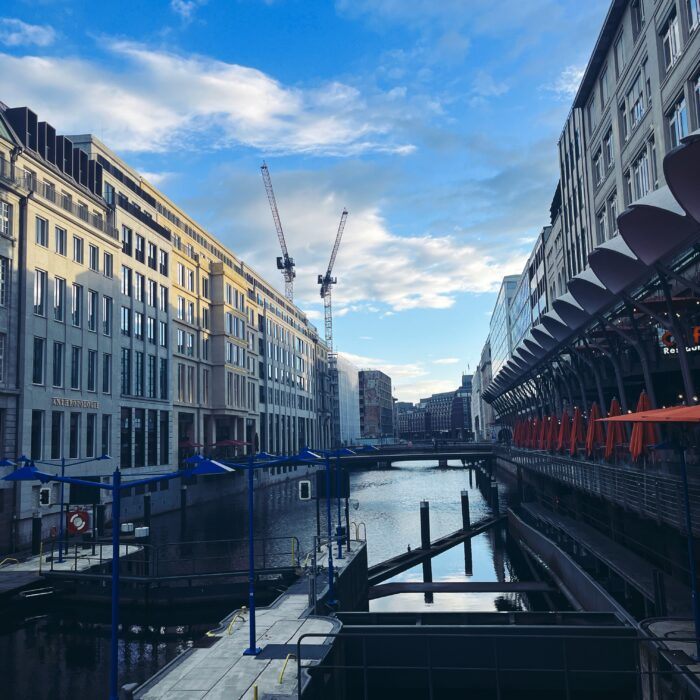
<box><xmin>0</xmin><ymin>103</ymin><xmax>331</xmax><ymax>552</ymax></box>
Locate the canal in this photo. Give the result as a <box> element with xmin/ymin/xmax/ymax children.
<box><xmin>1</xmin><ymin>460</ymin><xmax>539</xmax><ymax>699</ymax></box>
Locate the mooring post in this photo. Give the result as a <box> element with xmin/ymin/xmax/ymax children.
<box><xmin>491</xmin><ymin>480</ymin><xmax>499</xmax><ymax>515</ymax></box>
<box><xmin>461</xmin><ymin>490</ymin><xmax>470</xmax><ymax>531</ymax></box>
<box><xmin>31</xmin><ymin>514</ymin><xmax>42</xmax><ymax>556</ymax></box>
<box><xmin>420</xmin><ymin>501</ymin><xmax>431</xmax><ymax>551</ymax></box>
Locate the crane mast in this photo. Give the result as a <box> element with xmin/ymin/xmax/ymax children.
<box><xmin>318</xmin><ymin>209</ymin><xmax>348</xmax><ymax>352</ymax></box>
<box><xmin>261</xmin><ymin>162</ymin><xmax>296</xmax><ymax>301</ymax></box>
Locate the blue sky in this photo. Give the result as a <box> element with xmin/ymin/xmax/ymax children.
<box><xmin>0</xmin><ymin>0</ymin><xmax>609</xmax><ymax>402</ymax></box>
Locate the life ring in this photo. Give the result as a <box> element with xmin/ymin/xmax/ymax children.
<box><xmin>67</xmin><ymin>510</ymin><xmax>90</xmax><ymax>534</ymax></box>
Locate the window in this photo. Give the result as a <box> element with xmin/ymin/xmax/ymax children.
<box><xmin>593</xmin><ymin>150</ymin><xmax>603</xmax><ymax>186</ymax></box>
<box><xmin>147</xmin><ymin>317</ymin><xmax>156</xmax><ymax>344</ymax></box>
<box><xmin>134</xmin><ymin>272</ymin><xmax>144</xmax><ymax>302</ymax></box>
<box><xmin>614</xmin><ymin>32</ymin><xmax>626</xmax><ymax>76</ymax></box>
<box><xmin>135</xmin><ymin>234</ymin><xmax>145</xmax><ymax>263</ymax></box>
<box><xmin>187</xmin><ymin>302</ymin><xmax>194</xmax><ymax>325</ymax></box>
<box><xmin>202</xmin><ymin>336</ymin><xmax>210</xmax><ymax>360</ymax></box>
<box><xmin>52</xmin><ymin>342</ymin><xmax>64</xmax><ymax>387</ymax></box>
<box><xmin>148</xmin><ymin>279</ymin><xmax>157</xmax><ymax>307</ymax></box>
<box><xmin>32</xmin><ymin>338</ymin><xmax>46</xmax><ymax>384</ymax></box>
<box><xmin>596</xmin><ymin>208</ymin><xmax>608</xmax><ymax>245</ymax></box>
<box><xmin>147</xmin><ymin>242</ymin><xmax>157</xmax><ymax>270</ymax></box>
<box><xmin>104</xmin><ymin>182</ymin><xmax>115</xmax><ymax>206</ymax></box>
<box><xmin>73</xmin><ymin>236</ymin><xmax>84</xmax><ymax>264</ymax></box>
<box><xmin>135</xmin><ymin>351</ymin><xmax>144</xmax><ymax>397</ymax></box>
<box><xmin>662</xmin><ymin>12</ymin><xmax>681</xmax><ymax>71</ymax></box>
<box><xmin>177</xmin><ymin>263</ymin><xmax>185</xmax><ymax>286</ymax></box>
<box><xmin>0</xmin><ymin>201</ymin><xmax>11</xmax><ymax>236</ymax></box>
<box><xmin>587</xmin><ymin>95</ymin><xmax>597</xmax><ymax>135</ymax></box>
<box><xmin>631</xmin><ymin>0</ymin><xmax>645</xmax><ymax>39</ymax></box>
<box><xmin>54</xmin><ymin>277</ymin><xmax>65</xmax><ymax>322</ymax></box>
<box><xmin>159</xmin><ymin>250</ymin><xmax>168</xmax><ymax>276</ymax></box>
<box><xmin>69</xmin><ymin>413</ymin><xmax>80</xmax><ymax>459</ymax></box>
<box><xmin>650</xmin><ymin>136</ymin><xmax>659</xmax><ymax>187</ymax></box>
<box><xmin>159</xmin><ymin>358</ymin><xmax>168</xmax><ymax>399</ymax></box>
<box><xmin>71</xmin><ymin>284</ymin><xmax>82</xmax><ymax>327</ymax></box>
<box><xmin>103</xmin><ymin>252</ymin><xmax>113</xmax><ymax>278</ymax></box>
<box><xmin>632</xmin><ymin>147</ymin><xmax>651</xmax><ymax>200</ymax></box>
<box><xmin>0</xmin><ymin>333</ymin><xmax>5</xmax><ymax>383</ymax></box>
<box><xmin>159</xmin><ymin>321</ymin><xmax>167</xmax><ymax>347</ymax></box>
<box><xmin>187</xmin><ymin>269</ymin><xmax>194</xmax><ymax>292</ymax></box>
<box><xmin>628</xmin><ymin>71</ymin><xmax>645</xmax><ymax>130</ymax></box>
<box><xmin>31</xmin><ymin>410</ymin><xmax>43</xmax><ymax>460</ymax></box>
<box><xmin>202</xmin><ymin>276</ymin><xmax>209</xmax><ymax>299</ymax></box>
<box><xmin>121</xmin><ymin>306</ymin><xmax>131</xmax><ymax>336</ymax></box>
<box><xmin>102</xmin><ymin>353</ymin><xmax>112</xmax><ymax>394</ymax></box>
<box><xmin>159</xmin><ymin>286</ymin><xmax>168</xmax><ymax>312</ymax></box>
<box><xmin>87</xmin><ymin>350</ymin><xmax>97</xmax><ymax>392</ymax></box>
<box><xmin>619</xmin><ymin>101</ymin><xmax>629</xmax><ymax>142</ymax></box>
<box><xmin>202</xmin><ymin>307</ymin><xmax>210</xmax><ymax>330</ymax></box>
<box><xmin>70</xmin><ymin>346</ymin><xmax>82</xmax><ymax>389</ymax></box>
<box><xmin>122</xmin><ymin>226</ymin><xmax>132</xmax><ymax>256</ymax></box>
<box><xmin>121</xmin><ymin>348</ymin><xmax>131</xmax><ymax>395</ymax></box>
<box><xmin>54</xmin><ymin>226</ymin><xmax>66</xmax><ymax>255</ymax></box>
<box><xmin>604</xmin><ymin>129</ymin><xmax>614</xmax><ymax>169</ymax></box>
<box><xmin>0</xmin><ymin>256</ymin><xmax>6</xmax><ymax>307</ymax></box>
<box><xmin>87</xmin><ymin>290</ymin><xmax>97</xmax><ymax>331</ymax></box>
<box><xmin>86</xmin><ymin>414</ymin><xmax>96</xmax><ymax>458</ymax></box>
<box><xmin>599</xmin><ymin>65</ymin><xmax>609</xmax><ymax>107</ymax></box>
<box><xmin>88</xmin><ymin>244</ymin><xmax>99</xmax><ymax>272</ymax></box>
<box><xmin>148</xmin><ymin>355</ymin><xmax>157</xmax><ymax>398</ymax></box>
<box><xmin>102</xmin><ymin>296</ymin><xmax>113</xmax><ymax>336</ymax></box>
<box><xmin>34</xmin><ymin>269</ymin><xmax>47</xmax><ymax>316</ymax></box>
<box><xmin>177</xmin><ymin>329</ymin><xmax>185</xmax><ymax>354</ymax></box>
<box><xmin>134</xmin><ymin>311</ymin><xmax>144</xmax><ymax>340</ymax></box>
<box><xmin>177</xmin><ymin>296</ymin><xmax>185</xmax><ymax>320</ymax></box>
<box><xmin>51</xmin><ymin>412</ymin><xmax>62</xmax><ymax>460</ymax></box>
<box><xmin>625</xmin><ymin>169</ymin><xmax>634</xmax><ymax>204</ymax></box>
<box><xmin>35</xmin><ymin>216</ymin><xmax>48</xmax><ymax>247</ymax></box>
<box><xmin>669</xmin><ymin>95</ymin><xmax>689</xmax><ymax>147</ymax></box>
<box><xmin>121</xmin><ymin>266</ymin><xmax>132</xmax><ymax>297</ymax></box>
<box><xmin>689</xmin><ymin>0</ymin><xmax>700</xmax><ymax>31</ymax></box>
<box><xmin>186</xmin><ymin>332</ymin><xmax>195</xmax><ymax>357</ymax></box>
<box><xmin>102</xmin><ymin>414</ymin><xmax>111</xmax><ymax>456</ymax></box>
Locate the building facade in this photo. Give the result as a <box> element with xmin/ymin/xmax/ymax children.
<box><xmin>358</xmin><ymin>370</ymin><xmax>393</xmax><ymax>438</ymax></box>
<box><xmin>335</xmin><ymin>353</ymin><xmax>361</xmax><ymax>446</ymax></box>
<box><xmin>489</xmin><ymin>275</ymin><xmax>519</xmax><ymax>379</ymax></box>
<box><xmin>0</xmin><ymin>102</ymin><xmax>332</xmax><ymax>551</ymax></box>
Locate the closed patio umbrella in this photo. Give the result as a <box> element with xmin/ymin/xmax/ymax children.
<box><xmin>538</xmin><ymin>417</ymin><xmax>548</xmax><ymax>450</ymax></box>
<box><xmin>585</xmin><ymin>402</ymin><xmax>605</xmax><ymax>458</ymax></box>
<box><xmin>604</xmin><ymin>397</ymin><xmax>625</xmax><ymax>461</ymax></box>
<box><xmin>546</xmin><ymin>416</ymin><xmax>559</xmax><ymax>451</ymax></box>
<box><xmin>569</xmin><ymin>407</ymin><xmax>585</xmax><ymax>457</ymax></box>
<box><xmin>630</xmin><ymin>390</ymin><xmax>656</xmax><ymax>461</ymax></box>
<box><xmin>557</xmin><ymin>409</ymin><xmax>571</xmax><ymax>453</ymax></box>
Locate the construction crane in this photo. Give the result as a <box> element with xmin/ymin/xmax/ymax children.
<box><xmin>318</xmin><ymin>209</ymin><xmax>349</xmax><ymax>352</ymax></box>
<box><xmin>260</xmin><ymin>162</ymin><xmax>296</xmax><ymax>301</ymax></box>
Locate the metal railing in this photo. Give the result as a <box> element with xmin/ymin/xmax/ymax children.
<box><xmin>296</xmin><ymin>629</ymin><xmax>700</xmax><ymax>700</ymax></box>
<box><xmin>0</xmin><ymin>159</ymin><xmax>118</xmax><ymax>239</ymax></box>
<box><xmin>498</xmin><ymin>446</ymin><xmax>700</xmax><ymax>536</ymax></box>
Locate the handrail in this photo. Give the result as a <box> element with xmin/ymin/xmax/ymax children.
<box><xmin>227</xmin><ymin>608</ymin><xmax>247</xmax><ymax>636</ymax></box>
<box><xmin>0</xmin><ymin>557</ymin><xmax>19</xmax><ymax>568</ymax></box>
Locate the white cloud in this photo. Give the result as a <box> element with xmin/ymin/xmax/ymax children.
<box><xmin>170</xmin><ymin>0</ymin><xmax>206</xmax><ymax>22</ymax></box>
<box><xmin>394</xmin><ymin>378</ymin><xmax>460</xmax><ymax>404</ymax></box>
<box><xmin>340</xmin><ymin>351</ymin><xmax>428</xmax><ymax>379</ymax></box>
<box><xmin>544</xmin><ymin>64</ymin><xmax>584</xmax><ymax>100</ymax></box>
<box><xmin>0</xmin><ymin>18</ymin><xmax>55</xmax><ymax>47</ymax></box>
<box><xmin>0</xmin><ymin>41</ymin><xmax>414</xmax><ymax>156</ymax></box>
<box><xmin>433</xmin><ymin>357</ymin><xmax>460</xmax><ymax>365</ymax></box>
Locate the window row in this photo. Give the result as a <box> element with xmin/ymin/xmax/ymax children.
<box><xmin>121</xmin><ymin>225</ymin><xmax>168</xmax><ymax>275</ymax></box>
<box><xmin>30</xmin><ymin>410</ymin><xmax>111</xmax><ymax>461</ymax></box>
<box><xmin>32</xmin><ymin>339</ymin><xmax>112</xmax><ymax>393</ymax></box>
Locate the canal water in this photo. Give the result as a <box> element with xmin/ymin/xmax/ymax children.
<box><xmin>1</xmin><ymin>460</ymin><xmax>527</xmax><ymax>699</ymax></box>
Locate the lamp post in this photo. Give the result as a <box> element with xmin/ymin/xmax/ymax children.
<box><xmin>3</xmin><ymin>459</ymin><xmax>219</xmax><ymax>700</ymax></box>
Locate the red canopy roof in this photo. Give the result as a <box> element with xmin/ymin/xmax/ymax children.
<box><xmin>600</xmin><ymin>405</ymin><xmax>700</xmax><ymax>423</ymax></box>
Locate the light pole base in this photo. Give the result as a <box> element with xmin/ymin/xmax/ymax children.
<box><xmin>243</xmin><ymin>647</ymin><xmax>262</xmax><ymax>656</ymax></box>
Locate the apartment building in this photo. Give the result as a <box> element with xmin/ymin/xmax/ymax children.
<box><xmin>0</xmin><ymin>102</ymin><xmax>332</xmax><ymax>551</ymax></box>
<box><xmin>358</xmin><ymin>370</ymin><xmax>394</xmax><ymax>438</ymax></box>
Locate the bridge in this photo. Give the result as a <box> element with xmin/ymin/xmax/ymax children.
<box><xmin>340</xmin><ymin>442</ymin><xmax>494</xmax><ymax>469</ymax></box>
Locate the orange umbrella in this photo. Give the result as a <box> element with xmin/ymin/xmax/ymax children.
<box><xmin>600</xmin><ymin>404</ymin><xmax>700</xmax><ymax>423</ymax></box>
<box><xmin>569</xmin><ymin>407</ymin><xmax>585</xmax><ymax>457</ymax></box>
<box><xmin>604</xmin><ymin>397</ymin><xmax>625</xmax><ymax>461</ymax></box>
<box><xmin>630</xmin><ymin>391</ymin><xmax>656</xmax><ymax>461</ymax></box>
<box><xmin>557</xmin><ymin>409</ymin><xmax>570</xmax><ymax>453</ymax></box>
<box><xmin>546</xmin><ymin>416</ymin><xmax>559</xmax><ymax>451</ymax></box>
<box><xmin>538</xmin><ymin>417</ymin><xmax>548</xmax><ymax>450</ymax></box>
<box><xmin>585</xmin><ymin>402</ymin><xmax>605</xmax><ymax>458</ymax></box>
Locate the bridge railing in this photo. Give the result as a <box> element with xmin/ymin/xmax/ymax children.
<box><xmin>497</xmin><ymin>446</ymin><xmax>700</xmax><ymax>536</ymax></box>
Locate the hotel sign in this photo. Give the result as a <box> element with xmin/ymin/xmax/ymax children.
<box><xmin>52</xmin><ymin>398</ymin><xmax>100</xmax><ymax>409</ymax></box>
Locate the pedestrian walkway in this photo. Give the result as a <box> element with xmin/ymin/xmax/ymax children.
<box><xmin>0</xmin><ymin>543</ymin><xmax>141</xmax><ymax>597</ymax></box>
<box><xmin>134</xmin><ymin>543</ymin><xmax>361</xmax><ymax>700</ymax></box>
<box><xmin>523</xmin><ymin>502</ymin><xmax>691</xmax><ymax>616</ymax></box>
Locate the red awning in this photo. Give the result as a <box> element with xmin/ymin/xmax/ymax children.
<box><xmin>599</xmin><ymin>405</ymin><xmax>700</xmax><ymax>423</ymax></box>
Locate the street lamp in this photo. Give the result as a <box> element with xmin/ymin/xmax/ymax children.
<box><xmin>186</xmin><ymin>447</ymin><xmax>321</xmax><ymax>656</ymax></box>
<box><xmin>3</xmin><ymin>459</ymin><xmax>222</xmax><ymax>700</ymax></box>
